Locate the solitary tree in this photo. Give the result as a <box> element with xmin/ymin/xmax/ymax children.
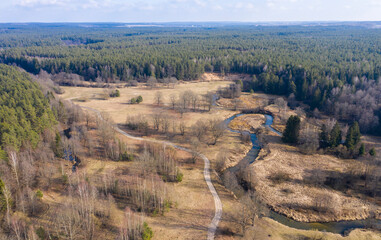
<box><xmin>359</xmin><ymin>143</ymin><xmax>365</xmax><ymax>156</ymax></box>
<box><xmin>154</xmin><ymin>91</ymin><xmax>163</xmax><ymax>106</ymax></box>
<box><xmin>282</xmin><ymin>115</ymin><xmax>301</xmax><ymax>144</ymax></box>
<box><xmin>369</xmin><ymin>147</ymin><xmax>377</xmax><ymax>157</ymax></box>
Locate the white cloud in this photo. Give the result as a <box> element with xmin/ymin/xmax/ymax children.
<box><xmin>16</xmin><ymin>0</ymin><xmax>129</xmax><ymax>9</ymax></box>
<box><xmin>17</xmin><ymin>0</ymin><xmax>68</xmax><ymax>7</ymax></box>
<box><xmin>266</xmin><ymin>0</ymin><xmax>300</xmax><ymax>8</ymax></box>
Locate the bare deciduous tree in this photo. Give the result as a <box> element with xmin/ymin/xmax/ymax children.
<box><xmin>192</xmin><ymin>120</ymin><xmax>208</xmax><ymax>142</ymax></box>
<box><xmin>179</xmin><ymin>121</ymin><xmax>186</xmax><ymax>136</ymax></box>
<box><xmin>3</xmin><ymin>183</ymin><xmax>12</xmax><ymax>226</ymax></box>
<box><xmin>169</xmin><ymin>93</ymin><xmax>177</xmax><ymax>109</ymax></box>
<box><xmin>119</xmin><ymin>207</ymin><xmax>144</xmax><ymax>240</ymax></box>
<box><xmin>238</xmin><ymin>191</ymin><xmax>268</xmax><ymax>235</ymax></box>
<box><xmin>215</xmin><ymin>149</ymin><xmax>228</xmax><ymax>173</ymax></box>
<box><xmin>55</xmin><ymin>202</ymin><xmax>83</xmax><ymax>240</ymax></box>
<box><xmin>232</xmin><ymin>98</ymin><xmax>243</xmax><ymax>111</ymax></box>
<box><xmin>154</xmin><ymin>91</ymin><xmax>163</xmax><ymax>106</ymax></box>
<box><xmin>161</xmin><ymin>115</ymin><xmax>170</xmax><ymax>134</ymax></box>
<box><xmin>203</xmin><ymin>91</ymin><xmax>215</xmax><ymax>111</ymax></box>
<box><xmin>190</xmin><ymin>92</ymin><xmax>199</xmax><ymax>112</ymax></box>
<box><xmin>152</xmin><ymin>112</ymin><xmax>162</xmax><ymax>132</ymax></box>
<box><xmin>275</xmin><ymin>97</ymin><xmax>287</xmax><ymax>113</ymax></box>
<box><xmin>209</xmin><ymin>119</ymin><xmax>226</xmax><ymax>145</ymax></box>
<box><xmin>9</xmin><ymin>151</ymin><xmax>20</xmax><ymax>187</ymax></box>
<box><xmin>11</xmin><ymin>215</ymin><xmax>26</xmax><ymax>240</ymax></box>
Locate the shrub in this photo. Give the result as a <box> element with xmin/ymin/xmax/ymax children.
<box><xmin>142</xmin><ymin>222</ymin><xmax>153</xmax><ymax>240</ymax></box>
<box><xmin>62</xmin><ymin>174</ymin><xmax>68</xmax><ymax>185</ymax></box>
<box><xmin>109</xmin><ymin>89</ymin><xmax>120</xmax><ymax>97</ymax></box>
<box><xmin>269</xmin><ymin>172</ymin><xmax>291</xmax><ymax>184</ymax></box>
<box><xmin>36</xmin><ymin>189</ymin><xmax>43</xmax><ymax>199</ymax></box>
<box><xmin>130</xmin><ymin>96</ymin><xmax>143</xmax><ymax>104</ymax></box>
<box><xmin>369</xmin><ymin>147</ymin><xmax>377</xmax><ymax>156</ymax></box>
<box><xmin>119</xmin><ymin>152</ymin><xmax>134</xmax><ymax>161</ymax></box>
<box><xmin>164</xmin><ymin>199</ymin><xmax>172</xmax><ymax>212</ymax></box>
<box><xmin>36</xmin><ymin>227</ymin><xmax>46</xmax><ymax>240</ymax></box>
<box><xmin>176</xmin><ymin>172</ymin><xmax>183</xmax><ymax>183</ymax></box>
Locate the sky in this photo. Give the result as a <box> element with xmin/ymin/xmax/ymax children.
<box><xmin>0</xmin><ymin>0</ymin><xmax>380</xmax><ymax>23</ymax></box>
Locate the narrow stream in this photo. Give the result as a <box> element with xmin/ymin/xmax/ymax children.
<box><xmin>225</xmin><ymin>113</ymin><xmax>381</xmax><ymax>235</ymax></box>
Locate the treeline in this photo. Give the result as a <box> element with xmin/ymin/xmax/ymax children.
<box><xmin>1</xmin><ymin>25</ymin><xmax>381</xmax><ymax>85</ymax></box>
<box><xmin>282</xmin><ymin>114</ymin><xmax>376</xmax><ymax>159</ymax></box>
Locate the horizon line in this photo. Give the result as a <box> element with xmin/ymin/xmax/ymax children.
<box><xmin>1</xmin><ymin>20</ymin><xmax>381</xmax><ymax>24</ymax></box>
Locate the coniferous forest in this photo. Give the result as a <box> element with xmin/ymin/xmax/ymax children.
<box><xmin>0</xmin><ymin>65</ymin><xmax>56</xmax><ymax>150</ymax></box>
<box><xmin>1</xmin><ymin>23</ymin><xmax>381</xmax><ymax>134</ymax></box>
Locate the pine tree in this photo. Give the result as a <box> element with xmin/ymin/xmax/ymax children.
<box><xmin>0</xmin><ymin>147</ymin><xmax>6</xmax><ymax>160</ymax></box>
<box><xmin>319</xmin><ymin>124</ymin><xmax>329</xmax><ymax>148</ymax></box>
<box><xmin>329</xmin><ymin>123</ymin><xmax>342</xmax><ymax>147</ymax></box>
<box><xmin>358</xmin><ymin>143</ymin><xmax>365</xmax><ymax>156</ymax></box>
<box><xmin>345</xmin><ymin>121</ymin><xmax>361</xmax><ymax>150</ymax></box>
<box><xmin>53</xmin><ymin>132</ymin><xmax>63</xmax><ymax>158</ymax></box>
<box><xmin>282</xmin><ymin>115</ymin><xmax>301</xmax><ymax>144</ymax></box>
<box><xmin>289</xmin><ymin>81</ymin><xmax>296</xmax><ymax>94</ymax></box>
<box><xmin>369</xmin><ymin>148</ymin><xmax>376</xmax><ymax>157</ymax></box>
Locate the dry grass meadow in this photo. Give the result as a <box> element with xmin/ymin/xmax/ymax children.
<box><xmin>59</xmin><ymin>74</ymin><xmax>381</xmax><ymax>239</ymax></box>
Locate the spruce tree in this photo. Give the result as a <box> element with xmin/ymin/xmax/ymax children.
<box><xmin>345</xmin><ymin>121</ymin><xmax>361</xmax><ymax>150</ymax></box>
<box><xmin>358</xmin><ymin>143</ymin><xmax>365</xmax><ymax>156</ymax></box>
<box><xmin>282</xmin><ymin>115</ymin><xmax>301</xmax><ymax>144</ymax></box>
<box><xmin>329</xmin><ymin>123</ymin><xmax>342</xmax><ymax>147</ymax></box>
<box><xmin>319</xmin><ymin>124</ymin><xmax>329</xmax><ymax>148</ymax></box>
<box><xmin>53</xmin><ymin>132</ymin><xmax>63</xmax><ymax>158</ymax></box>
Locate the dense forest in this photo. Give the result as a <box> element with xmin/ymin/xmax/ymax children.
<box><xmin>1</xmin><ymin>23</ymin><xmax>381</xmax><ymax>133</ymax></box>
<box><xmin>0</xmin><ymin>65</ymin><xmax>56</xmax><ymax>150</ymax></box>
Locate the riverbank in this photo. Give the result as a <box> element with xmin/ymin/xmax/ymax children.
<box><xmin>231</xmin><ymin>112</ymin><xmax>381</xmax><ymax>224</ymax></box>
<box><xmin>228</xmin><ymin>114</ymin><xmax>266</xmax><ymax>132</ymax></box>
<box><xmin>251</xmin><ymin>140</ymin><xmax>381</xmax><ymax>222</ymax></box>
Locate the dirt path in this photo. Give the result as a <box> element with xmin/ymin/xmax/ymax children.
<box><xmin>82</xmin><ymin>106</ymin><xmax>222</xmax><ymax>240</ymax></box>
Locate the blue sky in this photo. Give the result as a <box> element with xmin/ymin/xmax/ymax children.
<box><xmin>1</xmin><ymin>0</ymin><xmax>380</xmax><ymax>22</ymax></box>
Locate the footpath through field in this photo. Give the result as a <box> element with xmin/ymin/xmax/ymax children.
<box><xmin>83</xmin><ymin>106</ymin><xmax>222</xmax><ymax>240</ymax></box>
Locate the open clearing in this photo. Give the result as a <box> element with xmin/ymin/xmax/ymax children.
<box><xmin>60</xmin><ymin>76</ymin><xmax>381</xmax><ymax>239</ymax></box>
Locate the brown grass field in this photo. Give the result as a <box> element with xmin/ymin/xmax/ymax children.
<box><xmin>59</xmin><ymin>74</ymin><xmax>381</xmax><ymax>239</ymax></box>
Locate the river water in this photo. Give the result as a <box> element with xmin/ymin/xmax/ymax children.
<box><xmin>224</xmin><ymin>113</ymin><xmax>381</xmax><ymax>235</ymax></box>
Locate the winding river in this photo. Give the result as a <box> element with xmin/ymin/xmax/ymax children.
<box><xmin>225</xmin><ymin>113</ymin><xmax>381</xmax><ymax>235</ymax></box>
